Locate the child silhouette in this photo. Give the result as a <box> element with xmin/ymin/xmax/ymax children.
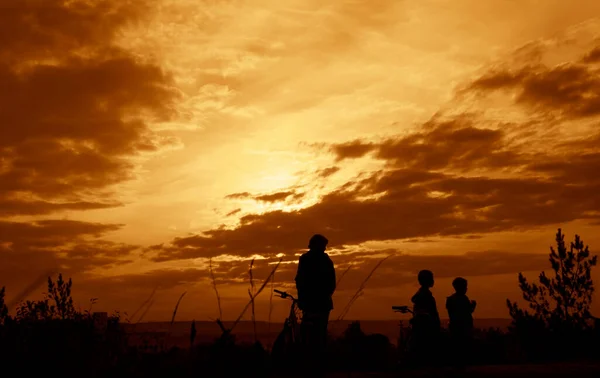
<box><xmin>409</xmin><ymin>270</ymin><xmax>441</xmax><ymax>366</ymax></box>
<box><xmin>446</xmin><ymin>277</ymin><xmax>476</xmax><ymax>368</ymax></box>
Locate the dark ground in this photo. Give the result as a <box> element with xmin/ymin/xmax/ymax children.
<box><xmin>317</xmin><ymin>362</ymin><xmax>600</xmax><ymax>377</ymax></box>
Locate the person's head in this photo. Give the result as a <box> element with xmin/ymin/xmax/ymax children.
<box><xmin>308</xmin><ymin>234</ymin><xmax>328</xmax><ymax>253</ymax></box>
<box><xmin>417</xmin><ymin>269</ymin><xmax>434</xmax><ymax>288</ymax></box>
<box><xmin>452</xmin><ymin>277</ymin><xmax>468</xmax><ymax>295</ymax></box>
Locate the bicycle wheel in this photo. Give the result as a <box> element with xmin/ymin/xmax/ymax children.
<box><xmin>271</xmin><ymin>321</ymin><xmax>293</xmax><ymax>367</ymax></box>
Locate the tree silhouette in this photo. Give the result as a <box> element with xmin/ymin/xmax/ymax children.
<box><xmin>507</xmin><ymin>228</ymin><xmax>598</xmax><ymax>331</ymax></box>
<box><xmin>0</xmin><ymin>286</ymin><xmax>8</xmax><ymax>325</ymax></box>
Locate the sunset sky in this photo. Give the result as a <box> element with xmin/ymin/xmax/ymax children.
<box><xmin>2</xmin><ymin>0</ymin><xmax>600</xmax><ymax>322</ymax></box>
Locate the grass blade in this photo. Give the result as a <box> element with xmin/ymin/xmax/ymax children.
<box><xmin>130</xmin><ymin>287</ymin><xmax>157</xmax><ymax>322</ymax></box>
<box><xmin>336</xmin><ymin>255</ymin><xmax>390</xmax><ymax>321</ymax></box>
<box><xmin>230</xmin><ymin>258</ymin><xmax>282</xmax><ymax>333</ymax></box>
<box><xmin>248</xmin><ymin>258</ymin><xmax>257</xmax><ymax>343</ymax></box>
<box><xmin>209</xmin><ymin>257</ymin><xmax>223</xmax><ymax>320</ymax></box>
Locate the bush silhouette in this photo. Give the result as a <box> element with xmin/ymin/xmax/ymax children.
<box><xmin>506</xmin><ymin>228</ymin><xmax>598</xmax><ymax>360</ymax></box>
<box><xmin>0</xmin><ymin>274</ymin><xmax>128</xmax><ymax>376</ymax></box>
<box><xmin>328</xmin><ymin>321</ymin><xmax>394</xmax><ymax>371</ymax></box>
<box><xmin>0</xmin><ymin>286</ymin><xmax>8</xmax><ymax>325</ymax></box>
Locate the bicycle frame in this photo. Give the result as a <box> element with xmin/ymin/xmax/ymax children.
<box><xmin>392</xmin><ymin>305</ymin><xmax>414</xmax><ymax>357</ymax></box>
<box><xmin>275</xmin><ymin>289</ymin><xmax>301</xmax><ymax>342</ymax></box>
<box><xmin>271</xmin><ymin>289</ymin><xmax>303</xmax><ymax>363</ymax></box>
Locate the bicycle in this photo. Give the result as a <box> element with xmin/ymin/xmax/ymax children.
<box><xmin>271</xmin><ymin>289</ymin><xmax>303</xmax><ymax>366</ymax></box>
<box><xmin>392</xmin><ymin>305</ymin><xmax>414</xmax><ymax>364</ymax></box>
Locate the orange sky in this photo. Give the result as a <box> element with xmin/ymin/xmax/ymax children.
<box><xmin>2</xmin><ymin>0</ymin><xmax>600</xmax><ymax>322</ymax></box>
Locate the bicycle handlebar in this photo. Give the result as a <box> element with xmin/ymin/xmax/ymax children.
<box><xmin>392</xmin><ymin>305</ymin><xmax>413</xmax><ymax>314</ymax></box>
<box><xmin>274</xmin><ymin>289</ymin><xmax>297</xmax><ymax>301</ymax></box>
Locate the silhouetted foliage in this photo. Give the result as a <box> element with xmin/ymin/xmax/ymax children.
<box><xmin>506</xmin><ymin>228</ymin><xmax>599</xmax><ymax>360</ymax></box>
<box><xmin>328</xmin><ymin>321</ymin><xmax>394</xmax><ymax>371</ymax></box>
<box><xmin>0</xmin><ymin>286</ymin><xmax>8</xmax><ymax>325</ymax></box>
<box><xmin>2</xmin><ymin>240</ymin><xmax>600</xmax><ymax>378</ymax></box>
<box><xmin>15</xmin><ymin>273</ymin><xmax>79</xmax><ymax>322</ymax></box>
<box><xmin>0</xmin><ymin>274</ymin><xmax>128</xmax><ymax>377</ymax></box>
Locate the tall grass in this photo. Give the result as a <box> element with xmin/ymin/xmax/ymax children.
<box><xmin>136</xmin><ymin>299</ymin><xmax>155</xmax><ymax>323</ymax></box>
<box><xmin>165</xmin><ymin>291</ymin><xmax>187</xmax><ymax>349</ymax></box>
<box><xmin>248</xmin><ymin>258</ymin><xmax>257</xmax><ymax>343</ymax></box>
<box><xmin>337</xmin><ymin>255</ymin><xmax>390</xmax><ymax>321</ymax></box>
<box><xmin>229</xmin><ymin>258</ymin><xmax>282</xmax><ymax>333</ymax></box>
<box><xmin>209</xmin><ymin>257</ymin><xmax>223</xmax><ymax>320</ymax></box>
<box><xmin>268</xmin><ymin>264</ymin><xmax>276</xmax><ymax>335</ymax></box>
<box><xmin>336</xmin><ymin>265</ymin><xmax>352</xmax><ymax>287</ymax></box>
<box><xmin>131</xmin><ymin>287</ymin><xmax>157</xmax><ymax>323</ymax></box>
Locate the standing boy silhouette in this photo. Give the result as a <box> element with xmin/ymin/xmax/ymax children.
<box><xmin>446</xmin><ymin>277</ymin><xmax>476</xmax><ymax>368</ymax></box>
<box><xmin>410</xmin><ymin>269</ymin><xmax>441</xmax><ymax>366</ymax></box>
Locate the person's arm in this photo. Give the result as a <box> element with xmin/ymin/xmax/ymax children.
<box><xmin>295</xmin><ymin>257</ymin><xmax>305</xmax><ymax>309</ymax></box>
<box><xmin>328</xmin><ymin>257</ymin><xmax>336</xmax><ymax>296</ymax></box>
<box><xmin>470</xmin><ymin>299</ymin><xmax>477</xmax><ymax>313</ymax></box>
<box><xmin>433</xmin><ymin>297</ymin><xmax>441</xmax><ymax>328</ymax></box>
<box><xmin>295</xmin><ymin>256</ymin><xmax>304</xmax><ymax>292</ymax></box>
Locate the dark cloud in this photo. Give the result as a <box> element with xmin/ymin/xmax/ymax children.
<box><xmin>0</xmin><ymin>0</ymin><xmax>149</xmax><ymax>63</ymax></box>
<box><xmin>92</xmin><ymin>250</ymin><xmax>549</xmax><ymax>303</ymax></box>
<box><xmin>0</xmin><ymin>219</ymin><xmax>122</xmax><ymax>245</ymax></box>
<box><xmin>330</xmin><ymin>119</ymin><xmax>525</xmax><ymax>172</ymax></box>
<box><xmin>152</xmin><ymin>109</ymin><xmax>600</xmax><ymax>261</ymax></box>
<box><xmin>0</xmin><ymin>220</ymin><xmax>137</xmax><ymax>298</ymax></box>
<box><xmin>225</xmin><ymin>190</ymin><xmax>304</xmax><ymax>203</ymax></box>
<box><xmin>254</xmin><ymin>191</ymin><xmax>297</xmax><ymax>203</ymax></box>
<box><xmin>331</xmin><ymin>140</ymin><xmax>376</xmax><ymax>161</ymax></box>
<box><xmin>153</xmin><ymin>154</ymin><xmax>600</xmax><ymax>261</ymax></box>
<box><xmin>225</xmin><ymin>192</ymin><xmax>252</xmax><ymax>200</ymax></box>
<box><xmin>0</xmin><ymin>199</ymin><xmax>120</xmax><ymax>217</ymax></box>
<box><xmin>582</xmin><ymin>46</ymin><xmax>600</xmax><ymax>64</ymax></box>
<box><xmin>0</xmin><ymin>0</ymin><xmax>178</xmax><ymax>216</ymax></box>
<box><xmin>82</xmin><ymin>268</ymin><xmax>210</xmax><ymax>292</ymax></box>
<box><xmin>226</xmin><ymin>208</ymin><xmax>242</xmax><ymax>217</ymax></box>
<box><xmin>466</xmin><ymin>44</ymin><xmax>600</xmax><ymax>119</ymax></box>
<box><xmin>316</xmin><ymin>166</ymin><xmax>341</xmax><ymax>178</ymax></box>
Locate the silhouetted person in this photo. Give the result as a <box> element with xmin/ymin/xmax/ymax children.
<box><xmin>295</xmin><ymin>234</ymin><xmax>336</xmax><ymax>372</ymax></box>
<box><xmin>409</xmin><ymin>269</ymin><xmax>441</xmax><ymax>366</ymax></box>
<box><xmin>446</xmin><ymin>277</ymin><xmax>476</xmax><ymax>369</ymax></box>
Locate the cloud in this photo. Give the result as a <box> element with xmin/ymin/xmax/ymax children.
<box><xmin>254</xmin><ymin>190</ymin><xmax>298</xmax><ymax>203</ymax></box>
<box><xmin>88</xmin><ymin>249</ymin><xmax>550</xmax><ymax>300</ymax></box>
<box><xmin>582</xmin><ymin>46</ymin><xmax>600</xmax><ymax>63</ymax></box>
<box><xmin>316</xmin><ymin>166</ymin><xmax>341</xmax><ymax>178</ymax></box>
<box><xmin>82</xmin><ymin>268</ymin><xmax>211</xmax><ymax>292</ymax></box>
<box><xmin>225</xmin><ymin>192</ymin><xmax>252</xmax><ymax>200</ymax></box>
<box><xmin>150</xmin><ymin>33</ymin><xmax>600</xmax><ymax>263</ymax></box>
<box><xmin>331</xmin><ymin>118</ymin><xmax>526</xmax><ymax>172</ymax></box>
<box><xmin>0</xmin><ymin>0</ymin><xmax>179</xmax><ymax>217</ymax></box>
<box><xmin>150</xmin><ymin>154</ymin><xmax>600</xmax><ymax>261</ymax></box>
<box><xmin>466</xmin><ymin>44</ymin><xmax>600</xmax><ymax>119</ymax></box>
<box><xmin>225</xmin><ymin>189</ymin><xmax>304</xmax><ymax>203</ymax></box>
<box><xmin>331</xmin><ymin>140</ymin><xmax>376</xmax><ymax>161</ymax></box>
<box><xmin>0</xmin><ymin>0</ymin><xmax>179</xmax><ymax>299</ymax></box>
<box><xmin>0</xmin><ymin>198</ymin><xmax>120</xmax><ymax>217</ymax></box>
<box><xmin>0</xmin><ymin>220</ymin><xmax>137</xmax><ymax>298</ymax></box>
<box><xmin>226</xmin><ymin>208</ymin><xmax>242</xmax><ymax>217</ymax></box>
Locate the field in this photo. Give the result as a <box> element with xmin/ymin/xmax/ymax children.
<box><xmin>322</xmin><ymin>362</ymin><xmax>600</xmax><ymax>378</ymax></box>
<box><xmin>116</xmin><ymin>318</ymin><xmax>600</xmax><ymax>377</ymax></box>
<box><xmin>124</xmin><ymin>319</ymin><xmax>513</xmax><ymax>348</ymax></box>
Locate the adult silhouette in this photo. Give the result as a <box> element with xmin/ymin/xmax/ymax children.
<box><xmin>295</xmin><ymin>234</ymin><xmax>336</xmax><ymax>371</ymax></box>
